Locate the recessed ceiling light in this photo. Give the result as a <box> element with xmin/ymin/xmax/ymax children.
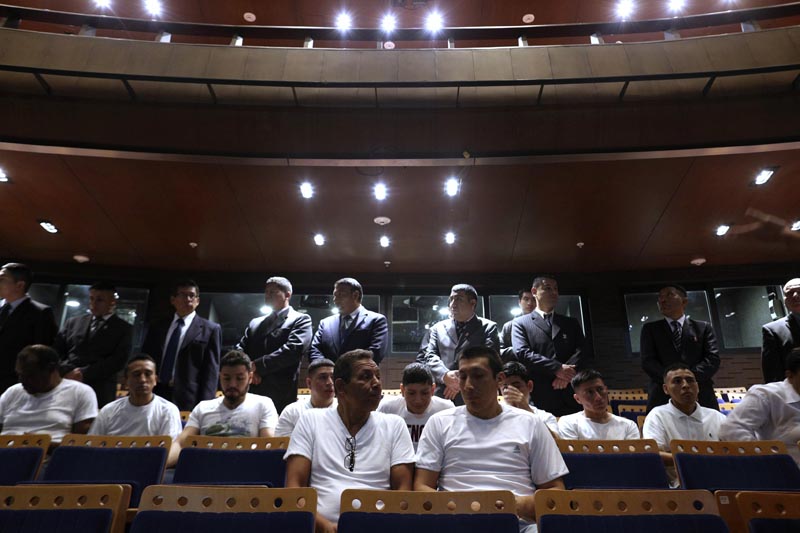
<box><xmin>667</xmin><ymin>0</ymin><xmax>685</xmax><ymax>12</ymax></box>
<box><xmin>374</xmin><ymin>183</ymin><xmax>388</xmax><ymax>201</ymax></box>
<box><xmin>380</xmin><ymin>235</ymin><xmax>390</xmax><ymax>248</ymax></box>
<box><xmin>38</xmin><ymin>220</ymin><xmax>58</xmax><ymax>234</ymax></box>
<box><xmin>716</xmin><ymin>224</ymin><xmax>730</xmax><ymax>236</ymax></box>
<box><xmin>616</xmin><ymin>0</ymin><xmax>635</xmax><ymax>19</ymax></box>
<box><xmin>144</xmin><ymin>0</ymin><xmax>162</xmax><ymax>16</ymax></box>
<box><xmin>522</xmin><ymin>14</ymin><xmax>535</xmax><ymax>23</ymax></box>
<box><xmin>690</xmin><ymin>257</ymin><xmax>707</xmax><ymax>266</ymax></box>
<box><xmin>0</xmin><ymin>168</ymin><xmax>7</xmax><ymax>182</ymax></box>
<box><xmin>444</xmin><ymin>177</ymin><xmax>459</xmax><ymax>197</ymax></box>
<box><xmin>94</xmin><ymin>0</ymin><xmax>111</xmax><ymax>8</ymax></box>
<box><xmin>754</xmin><ymin>167</ymin><xmax>777</xmax><ymax>185</ymax></box>
<box><xmin>260</xmin><ymin>305</ymin><xmax>272</xmax><ymax>315</ymax></box>
<box><xmin>314</xmin><ymin>234</ymin><xmax>325</xmax><ymax>246</ymax></box>
<box><xmin>383</xmin><ymin>41</ymin><xmax>395</xmax><ymax>49</ymax></box>
<box><xmin>791</xmin><ymin>220</ymin><xmax>800</xmax><ymax>231</ymax></box>
<box><xmin>73</xmin><ymin>254</ymin><xmax>90</xmax><ymax>263</ymax></box>
<box><xmin>243</xmin><ymin>12</ymin><xmax>256</xmax><ymax>22</ymax></box>
<box><xmin>335</xmin><ymin>12</ymin><xmax>352</xmax><ymax>31</ymax></box>
<box><xmin>188</xmin><ymin>242</ymin><xmax>198</xmax><ymax>248</ymax></box>
<box><xmin>65</xmin><ymin>300</ymin><xmax>81</xmax><ymax>308</ymax></box>
<box><xmin>425</xmin><ymin>12</ymin><xmax>444</xmax><ymax>33</ymax></box>
<box><xmin>510</xmin><ymin>307</ymin><xmax>523</xmax><ymax>316</ymax></box>
<box><xmin>445</xmin><ymin>231</ymin><xmax>455</xmax><ymax>244</ymax></box>
<box><xmin>300</xmin><ymin>182</ymin><xmax>314</xmax><ymax>199</ymax></box>
<box><xmin>576</xmin><ymin>242</ymin><xmax>585</xmax><ymax>248</ymax></box>
<box><xmin>381</xmin><ymin>13</ymin><xmax>397</xmax><ymax>33</ymax></box>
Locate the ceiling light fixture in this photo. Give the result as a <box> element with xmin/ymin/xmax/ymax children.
<box><xmin>94</xmin><ymin>0</ymin><xmax>112</xmax><ymax>8</ymax></box>
<box><xmin>380</xmin><ymin>235</ymin><xmax>390</xmax><ymax>248</ymax></box>
<box><xmin>511</xmin><ymin>307</ymin><xmax>522</xmax><ymax>316</ymax></box>
<box><xmin>335</xmin><ymin>12</ymin><xmax>352</xmax><ymax>31</ymax></box>
<box><xmin>522</xmin><ymin>14</ymin><xmax>535</xmax><ymax>24</ymax></box>
<box><xmin>690</xmin><ymin>257</ymin><xmax>707</xmax><ymax>266</ymax></box>
<box><xmin>243</xmin><ymin>12</ymin><xmax>256</xmax><ymax>22</ymax></box>
<box><xmin>260</xmin><ymin>305</ymin><xmax>273</xmax><ymax>315</ymax></box>
<box><xmin>374</xmin><ymin>183</ymin><xmax>388</xmax><ymax>201</ymax></box>
<box><xmin>0</xmin><ymin>168</ymin><xmax>8</xmax><ymax>182</ymax></box>
<box><xmin>39</xmin><ymin>220</ymin><xmax>58</xmax><ymax>234</ymax></box>
<box><xmin>425</xmin><ymin>12</ymin><xmax>444</xmax><ymax>33</ymax></box>
<box><xmin>445</xmin><ymin>231</ymin><xmax>456</xmax><ymax>244</ymax></box>
<box><xmin>300</xmin><ymin>182</ymin><xmax>314</xmax><ymax>199</ymax></box>
<box><xmin>667</xmin><ymin>0</ymin><xmax>685</xmax><ymax>12</ymax></box>
<box><xmin>65</xmin><ymin>300</ymin><xmax>81</xmax><ymax>308</ymax></box>
<box><xmin>791</xmin><ymin>221</ymin><xmax>800</xmax><ymax>231</ymax></box>
<box><xmin>445</xmin><ymin>177</ymin><xmax>460</xmax><ymax>197</ymax></box>
<box><xmin>715</xmin><ymin>224</ymin><xmax>730</xmax><ymax>236</ymax></box>
<box><xmin>754</xmin><ymin>167</ymin><xmax>776</xmax><ymax>185</ymax></box>
<box><xmin>314</xmin><ymin>234</ymin><xmax>326</xmax><ymax>246</ymax></box>
<box><xmin>616</xmin><ymin>0</ymin><xmax>635</xmax><ymax>19</ymax></box>
<box><xmin>144</xmin><ymin>0</ymin><xmax>162</xmax><ymax>16</ymax></box>
<box><xmin>381</xmin><ymin>13</ymin><xmax>397</xmax><ymax>33</ymax></box>
<box><xmin>73</xmin><ymin>254</ymin><xmax>90</xmax><ymax>263</ymax></box>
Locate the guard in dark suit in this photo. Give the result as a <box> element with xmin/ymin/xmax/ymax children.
<box><xmin>499</xmin><ymin>289</ymin><xmax>535</xmax><ymax>362</ymax></box>
<box><xmin>141</xmin><ymin>280</ymin><xmax>221</xmax><ymax>411</ymax></box>
<box><xmin>417</xmin><ymin>284</ymin><xmax>499</xmax><ymax>405</ymax></box>
<box><xmin>641</xmin><ymin>284</ymin><xmax>720</xmax><ymax>412</ymax></box>
<box><xmin>308</xmin><ymin>278</ymin><xmax>388</xmax><ymax>364</ymax></box>
<box><xmin>0</xmin><ymin>263</ymin><xmax>58</xmax><ymax>394</ymax></box>
<box><xmin>511</xmin><ymin>276</ymin><xmax>592</xmax><ymax>416</ymax></box>
<box><xmin>237</xmin><ymin>276</ymin><xmax>312</xmax><ymax>413</ymax></box>
<box><xmin>761</xmin><ymin>278</ymin><xmax>800</xmax><ymax>383</ymax></box>
<box><xmin>55</xmin><ymin>282</ymin><xmax>132</xmax><ymax>407</ymax></box>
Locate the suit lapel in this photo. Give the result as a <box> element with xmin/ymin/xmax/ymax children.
<box><xmin>446</xmin><ymin>320</ymin><xmax>458</xmax><ymax>345</ymax></box>
<box><xmin>333</xmin><ymin>315</ymin><xmax>343</xmax><ymax>353</ymax></box>
<box><xmin>532</xmin><ymin>313</ymin><xmax>550</xmax><ymax>336</ymax></box>
<box><xmin>262</xmin><ymin>309</ymin><xmax>289</xmax><ymax>337</ymax></box>
<box><xmin>550</xmin><ymin>315</ymin><xmax>561</xmax><ymax>340</ymax></box>
<box><xmin>78</xmin><ymin>314</ymin><xmax>93</xmax><ymax>345</ymax></box>
<box><xmin>180</xmin><ymin>317</ymin><xmax>202</xmax><ymax>351</ymax></box>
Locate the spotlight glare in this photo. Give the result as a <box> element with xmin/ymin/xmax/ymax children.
<box><xmin>0</xmin><ymin>168</ymin><xmax>7</xmax><ymax>182</ymax></box>
<box><xmin>668</xmin><ymin>0</ymin><xmax>685</xmax><ymax>12</ymax></box>
<box><xmin>94</xmin><ymin>0</ymin><xmax>112</xmax><ymax>8</ymax></box>
<box><xmin>754</xmin><ymin>168</ymin><xmax>775</xmax><ymax>185</ymax></box>
<box><xmin>144</xmin><ymin>0</ymin><xmax>162</xmax><ymax>16</ymax></box>
<box><xmin>444</xmin><ymin>177</ymin><xmax>460</xmax><ymax>197</ymax></box>
<box><xmin>715</xmin><ymin>224</ymin><xmax>730</xmax><ymax>236</ymax></box>
<box><xmin>380</xmin><ymin>235</ymin><xmax>390</xmax><ymax>248</ymax></box>
<box><xmin>791</xmin><ymin>220</ymin><xmax>800</xmax><ymax>232</ymax></box>
<box><xmin>445</xmin><ymin>231</ymin><xmax>455</xmax><ymax>244</ymax></box>
<box><xmin>374</xmin><ymin>183</ymin><xmax>388</xmax><ymax>201</ymax></box>
<box><xmin>314</xmin><ymin>234</ymin><xmax>325</xmax><ymax>246</ymax></box>
<box><xmin>511</xmin><ymin>307</ymin><xmax>523</xmax><ymax>316</ymax></box>
<box><xmin>39</xmin><ymin>220</ymin><xmax>58</xmax><ymax>234</ymax></box>
<box><xmin>425</xmin><ymin>11</ymin><xmax>444</xmax><ymax>33</ymax></box>
<box><xmin>616</xmin><ymin>0</ymin><xmax>635</xmax><ymax>19</ymax></box>
<box><xmin>335</xmin><ymin>12</ymin><xmax>352</xmax><ymax>31</ymax></box>
<box><xmin>300</xmin><ymin>182</ymin><xmax>314</xmax><ymax>199</ymax></box>
<box><xmin>438</xmin><ymin>307</ymin><xmax>450</xmax><ymax>316</ymax></box>
<box><xmin>66</xmin><ymin>300</ymin><xmax>81</xmax><ymax>308</ymax></box>
<box><xmin>260</xmin><ymin>305</ymin><xmax>273</xmax><ymax>316</ymax></box>
<box><xmin>381</xmin><ymin>13</ymin><xmax>397</xmax><ymax>33</ymax></box>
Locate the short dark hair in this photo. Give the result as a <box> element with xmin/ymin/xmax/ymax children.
<box><xmin>335</xmin><ymin>278</ymin><xmax>363</xmax><ymax>301</ymax></box>
<box><xmin>662</xmin><ymin>362</ymin><xmax>693</xmax><ymax>381</ymax></box>
<box><xmin>502</xmin><ymin>361</ymin><xmax>529</xmax><ymax>382</ymax></box>
<box><xmin>334</xmin><ymin>349</ymin><xmax>373</xmax><ymax>384</ymax></box>
<box><xmin>532</xmin><ymin>276</ymin><xmax>557</xmax><ymax>290</ymax></box>
<box><xmin>661</xmin><ymin>284</ymin><xmax>688</xmax><ymax>298</ymax></box>
<box><xmin>402</xmin><ymin>363</ymin><xmax>433</xmax><ymax>386</ymax></box>
<box><xmin>171</xmin><ymin>279</ymin><xmax>200</xmax><ymax>297</ymax></box>
<box><xmin>89</xmin><ymin>281</ymin><xmax>117</xmax><ymax>293</ymax></box>
<box><xmin>517</xmin><ymin>289</ymin><xmax>532</xmax><ymax>300</ymax></box>
<box><xmin>265</xmin><ymin>276</ymin><xmax>292</xmax><ymax>294</ymax></box>
<box><xmin>308</xmin><ymin>358</ymin><xmax>335</xmax><ymax>376</ymax></box>
<box><xmin>571</xmin><ymin>369</ymin><xmax>604</xmax><ymax>390</ymax></box>
<box><xmin>220</xmin><ymin>350</ymin><xmax>251</xmax><ymax>369</ymax></box>
<box><xmin>451</xmin><ymin>284</ymin><xmax>478</xmax><ymax>301</ymax></box>
<box><xmin>786</xmin><ymin>347</ymin><xmax>800</xmax><ymax>374</ymax></box>
<box><xmin>17</xmin><ymin>344</ymin><xmax>59</xmax><ymax>372</ymax></box>
<box><xmin>125</xmin><ymin>354</ymin><xmax>157</xmax><ymax>375</ymax></box>
<box><xmin>458</xmin><ymin>346</ymin><xmax>503</xmax><ymax>377</ymax></box>
<box><xmin>1</xmin><ymin>263</ymin><xmax>33</xmax><ymax>292</ymax></box>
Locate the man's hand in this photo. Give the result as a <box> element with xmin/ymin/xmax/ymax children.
<box><xmin>250</xmin><ymin>362</ymin><xmax>262</xmax><ymax>385</ymax></box>
<box><xmin>552</xmin><ymin>377</ymin><xmax>569</xmax><ymax>390</ymax></box>
<box><xmin>502</xmin><ymin>385</ymin><xmax>531</xmax><ymax>411</ymax></box>
<box><xmin>555</xmin><ymin>364</ymin><xmax>576</xmax><ymax>382</ymax></box>
<box><xmin>443</xmin><ymin>370</ymin><xmax>460</xmax><ymax>400</ymax></box>
<box><xmin>64</xmin><ymin>368</ymin><xmax>83</xmax><ymax>382</ymax></box>
<box><xmin>315</xmin><ymin>515</ymin><xmax>337</xmax><ymax>533</ymax></box>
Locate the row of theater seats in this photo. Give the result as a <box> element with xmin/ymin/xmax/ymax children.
<box><xmin>0</xmin><ymin>483</ymin><xmax>798</xmax><ymax>533</ymax></box>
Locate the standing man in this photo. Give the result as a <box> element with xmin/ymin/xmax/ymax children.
<box><xmin>499</xmin><ymin>289</ymin><xmax>536</xmax><ymax>361</ymax></box>
<box><xmin>141</xmin><ymin>280</ymin><xmax>221</xmax><ymax>412</ymax></box>
<box><xmin>55</xmin><ymin>282</ymin><xmax>133</xmax><ymax>407</ymax></box>
<box><xmin>237</xmin><ymin>276</ymin><xmax>312</xmax><ymax>413</ymax></box>
<box><xmin>0</xmin><ymin>263</ymin><xmax>58</xmax><ymax>394</ymax></box>
<box><xmin>308</xmin><ymin>278</ymin><xmax>388</xmax><ymax>364</ymax></box>
<box><xmin>417</xmin><ymin>284</ymin><xmax>499</xmax><ymax>405</ymax></box>
<box><xmin>761</xmin><ymin>278</ymin><xmax>800</xmax><ymax>383</ymax></box>
<box><xmin>641</xmin><ymin>285</ymin><xmax>720</xmax><ymax>412</ymax></box>
<box><xmin>512</xmin><ymin>275</ymin><xmax>592</xmax><ymax>416</ymax></box>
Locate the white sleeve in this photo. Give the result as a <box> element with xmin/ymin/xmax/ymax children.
<box><xmin>528</xmin><ymin>416</ymin><xmax>569</xmax><ymax>486</ymax></box>
<box><xmin>719</xmin><ymin>391</ymin><xmax>765</xmax><ymax>442</ymax></box>
<box><xmin>160</xmin><ymin>403</ymin><xmax>183</xmax><ymax>440</ymax></box>
<box><xmin>376</xmin><ymin>398</ymin><xmax>391</xmax><ymax>413</ymax></box>
<box><xmin>541</xmin><ymin>412</ymin><xmax>560</xmax><ymax>436</ymax></box>
<box><xmin>624</xmin><ymin>418</ymin><xmax>641</xmax><ymax>440</ymax></box>
<box><xmin>186</xmin><ymin>404</ymin><xmax>202</xmax><ymax>430</ymax></box>
<box><xmin>274</xmin><ymin>405</ymin><xmax>299</xmax><ymax>437</ymax></box>
<box><xmin>284</xmin><ymin>410</ymin><xmax>315</xmax><ymax>461</ymax></box>
<box><xmin>260</xmin><ymin>397</ymin><xmax>279</xmax><ymax>430</ymax></box>
<box><xmin>388</xmin><ymin>416</ymin><xmax>415</xmax><ymax>466</ymax></box>
<box><xmin>557</xmin><ymin>416</ymin><xmax>580</xmax><ymax>440</ymax></box>
<box><xmin>642</xmin><ymin>411</ymin><xmax>669</xmax><ymax>451</ymax></box>
<box><xmin>73</xmin><ymin>384</ymin><xmax>99</xmax><ymax>423</ymax></box>
<box><xmin>0</xmin><ymin>389</ymin><xmax>9</xmax><ymax>424</ymax></box>
<box><xmin>88</xmin><ymin>408</ymin><xmax>108</xmax><ymax>435</ymax></box>
<box><xmin>414</xmin><ymin>414</ymin><xmax>445</xmax><ymax>473</ymax></box>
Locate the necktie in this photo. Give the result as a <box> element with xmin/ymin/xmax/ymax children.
<box><xmin>89</xmin><ymin>316</ymin><xmax>104</xmax><ymax>337</ymax></box>
<box><xmin>340</xmin><ymin>314</ymin><xmax>353</xmax><ymax>344</ymax></box>
<box><xmin>544</xmin><ymin>313</ymin><xmax>553</xmax><ymax>329</ymax></box>
<box><xmin>456</xmin><ymin>321</ymin><xmax>467</xmax><ymax>338</ymax></box>
<box><xmin>671</xmin><ymin>320</ymin><xmax>682</xmax><ymax>353</ymax></box>
<box><xmin>159</xmin><ymin>317</ymin><xmax>184</xmax><ymax>383</ymax></box>
<box><xmin>0</xmin><ymin>304</ymin><xmax>10</xmax><ymax>330</ymax></box>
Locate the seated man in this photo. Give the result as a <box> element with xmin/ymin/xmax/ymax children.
<box><xmin>558</xmin><ymin>369</ymin><xmax>640</xmax><ymax>440</ymax></box>
<box><xmin>0</xmin><ymin>344</ymin><xmax>97</xmax><ymax>445</ymax></box>
<box><xmin>643</xmin><ymin>363</ymin><xmax>726</xmax><ymax>485</ymax></box>
<box><xmin>169</xmin><ymin>350</ymin><xmax>278</xmax><ymax>466</ymax></box>
<box><xmin>275</xmin><ymin>358</ymin><xmax>337</xmax><ymax>437</ymax></box>
<box><xmin>377</xmin><ymin>362</ymin><xmax>454</xmax><ymax>450</ymax></box>
<box><xmin>89</xmin><ymin>354</ymin><xmax>182</xmax><ymax>440</ymax></box>
<box><xmin>720</xmin><ymin>347</ymin><xmax>800</xmax><ymax>465</ymax></box>
<box><xmin>500</xmin><ymin>361</ymin><xmax>559</xmax><ymax>436</ymax></box>
<box><xmin>286</xmin><ymin>349</ymin><xmax>414</xmax><ymax>532</ymax></box>
<box><xmin>415</xmin><ymin>346</ymin><xmax>567</xmax><ymax>532</ymax></box>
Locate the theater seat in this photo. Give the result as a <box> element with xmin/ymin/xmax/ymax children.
<box><xmin>0</xmin><ymin>434</ymin><xmax>50</xmax><ymax>485</ymax></box>
<box><xmin>557</xmin><ymin>439</ymin><xmax>670</xmax><ymax>489</ymax></box>
<box><xmin>736</xmin><ymin>490</ymin><xmax>800</xmax><ymax>533</ymax></box>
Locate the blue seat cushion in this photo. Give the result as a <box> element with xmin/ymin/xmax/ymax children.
<box><xmin>337</xmin><ymin>512</ymin><xmax>520</xmax><ymax>533</ymax></box>
<box><xmin>0</xmin><ymin>448</ymin><xmax>43</xmax><ymax>485</ymax></box>
<box><xmin>130</xmin><ymin>510</ymin><xmax>314</xmax><ymax>533</ymax></box>
<box><xmin>173</xmin><ymin>448</ymin><xmax>286</xmax><ymax>488</ymax></box>
<box><xmin>674</xmin><ymin>454</ymin><xmax>800</xmax><ymax>491</ymax></box>
<box><xmin>561</xmin><ymin>453</ymin><xmax>670</xmax><ymax>489</ymax></box>
<box><xmin>538</xmin><ymin>514</ymin><xmax>729</xmax><ymax>533</ymax></box>
<box><xmin>0</xmin><ymin>508</ymin><xmax>113</xmax><ymax>533</ymax></box>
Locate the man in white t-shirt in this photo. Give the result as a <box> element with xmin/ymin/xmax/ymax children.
<box><xmin>89</xmin><ymin>354</ymin><xmax>182</xmax><ymax>439</ymax></box>
<box><xmin>500</xmin><ymin>361</ymin><xmax>559</xmax><ymax>436</ymax></box>
<box><xmin>0</xmin><ymin>344</ymin><xmax>97</xmax><ymax>445</ymax></box>
<box><xmin>169</xmin><ymin>350</ymin><xmax>278</xmax><ymax>466</ymax></box>
<box><xmin>286</xmin><ymin>349</ymin><xmax>415</xmax><ymax>532</ymax></box>
<box><xmin>558</xmin><ymin>369</ymin><xmax>640</xmax><ymax>440</ymax></box>
<box><xmin>415</xmin><ymin>346</ymin><xmax>568</xmax><ymax>531</ymax></box>
<box><xmin>378</xmin><ymin>362</ymin><xmax>454</xmax><ymax>450</ymax></box>
<box><xmin>275</xmin><ymin>358</ymin><xmax>336</xmax><ymax>437</ymax></box>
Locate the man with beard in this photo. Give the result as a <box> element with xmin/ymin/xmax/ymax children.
<box><xmin>169</xmin><ymin>350</ymin><xmax>277</xmax><ymax>466</ymax></box>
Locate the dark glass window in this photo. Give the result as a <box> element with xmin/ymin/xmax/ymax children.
<box><xmin>714</xmin><ymin>286</ymin><xmax>782</xmax><ymax>349</ymax></box>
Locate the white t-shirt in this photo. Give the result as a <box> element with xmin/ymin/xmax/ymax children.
<box><xmin>643</xmin><ymin>401</ymin><xmax>727</xmax><ymax>451</ymax></box>
<box><xmin>500</xmin><ymin>399</ymin><xmax>560</xmax><ymax>436</ymax></box>
<box><xmin>274</xmin><ymin>397</ymin><xmax>337</xmax><ymax>437</ymax></box>
<box><xmin>285</xmin><ymin>408</ymin><xmax>415</xmax><ymax>523</ymax></box>
<box><xmin>0</xmin><ymin>379</ymin><xmax>98</xmax><ymax>443</ymax></box>
<box><xmin>558</xmin><ymin>412</ymin><xmax>640</xmax><ymax>440</ymax></box>
<box><xmin>89</xmin><ymin>394</ymin><xmax>183</xmax><ymax>439</ymax></box>
<box><xmin>377</xmin><ymin>395</ymin><xmax>454</xmax><ymax>450</ymax></box>
<box><xmin>416</xmin><ymin>404</ymin><xmax>568</xmax><ymax>494</ymax></box>
<box><xmin>187</xmin><ymin>393</ymin><xmax>278</xmax><ymax>436</ymax></box>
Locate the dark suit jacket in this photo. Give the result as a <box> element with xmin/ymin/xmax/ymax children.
<box><xmin>0</xmin><ymin>298</ymin><xmax>58</xmax><ymax>394</ymax></box>
<box><xmin>236</xmin><ymin>306</ymin><xmax>312</xmax><ymax>413</ymax></box>
<box><xmin>141</xmin><ymin>314</ymin><xmax>221</xmax><ymax>411</ymax></box>
<box><xmin>499</xmin><ymin>319</ymin><xmax>516</xmax><ymax>361</ymax></box>
<box><xmin>761</xmin><ymin>314</ymin><xmax>800</xmax><ymax>383</ymax></box>
<box><xmin>308</xmin><ymin>307</ymin><xmax>389</xmax><ymax>364</ymax></box>
<box><xmin>640</xmin><ymin>317</ymin><xmax>720</xmax><ymax>410</ymax></box>
<box><xmin>54</xmin><ymin>313</ymin><xmax>133</xmax><ymax>407</ymax></box>
<box><xmin>511</xmin><ymin>311</ymin><xmax>592</xmax><ymax>416</ymax></box>
<box><xmin>416</xmin><ymin>315</ymin><xmax>499</xmax><ymax>405</ymax></box>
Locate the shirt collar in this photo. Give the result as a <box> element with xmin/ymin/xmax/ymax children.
<box><xmin>667</xmin><ymin>399</ymin><xmax>703</xmax><ymax>420</ymax></box>
<box><xmin>535</xmin><ymin>308</ymin><xmax>553</xmax><ymax>319</ymax></box>
<box><xmin>780</xmin><ymin>379</ymin><xmax>800</xmax><ymax>404</ymax></box>
<box><xmin>2</xmin><ymin>295</ymin><xmax>30</xmax><ymax>312</ymax></box>
<box><xmin>343</xmin><ymin>305</ymin><xmax>361</xmax><ymax>321</ymax></box>
<box><xmin>174</xmin><ymin>310</ymin><xmax>196</xmax><ymax>324</ymax></box>
<box><xmin>665</xmin><ymin>315</ymin><xmax>686</xmax><ymax>327</ymax></box>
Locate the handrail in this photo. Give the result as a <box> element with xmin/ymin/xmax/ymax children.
<box><xmin>1</xmin><ymin>2</ymin><xmax>800</xmax><ymax>44</ymax></box>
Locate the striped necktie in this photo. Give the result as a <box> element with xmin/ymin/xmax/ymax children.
<box><xmin>671</xmin><ymin>320</ymin><xmax>682</xmax><ymax>353</ymax></box>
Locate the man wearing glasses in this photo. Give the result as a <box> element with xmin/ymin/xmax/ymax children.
<box><xmin>285</xmin><ymin>349</ymin><xmax>414</xmax><ymax>533</ymax></box>
<box><xmin>141</xmin><ymin>279</ymin><xmax>222</xmax><ymax>411</ymax></box>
